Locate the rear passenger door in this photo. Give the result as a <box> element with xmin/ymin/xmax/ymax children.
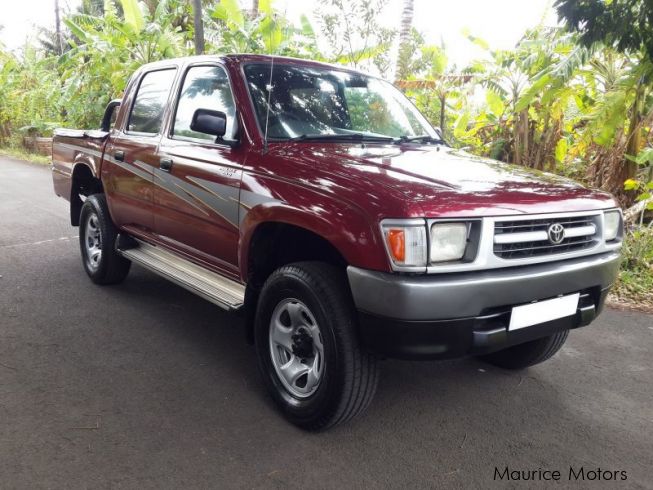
<box><xmin>154</xmin><ymin>64</ymin><xmax>244</xmax><ymax>279</ymax></box>
<box><xmin>103</xmin><ymin>68</ymin><xmax>177</xmax><ymax>234</ymax></box>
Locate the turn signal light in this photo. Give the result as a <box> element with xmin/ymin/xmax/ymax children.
<box><xmin>381</xmin><ymin>222</ymin><xmax>427</xmax><ymax>268</ymax></box>
<box><xmin>387</xmin><ymin>229</ymin><xmax>405</xmax><ymax>262</ymax></box>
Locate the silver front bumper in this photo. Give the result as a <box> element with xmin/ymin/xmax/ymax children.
<box><xmin>347</xmin><ymin>252</ymin><xmax>621</xmax><ymax>321</ymax></box>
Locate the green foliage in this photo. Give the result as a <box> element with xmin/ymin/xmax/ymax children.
<box><xmin>58</xmin><ymin>0</ymin><xmax>192</xmax><ymax>128</ymax></box>
<box><xmin>0</xmin><ymin>0</ymin><xmax>649</xmax><ymax>203</ymax></box>
<box><xmin>0</xmin><ymin>48</ymin><xmax>62</xmax><ymax>141</ymax></box>
<box><xmin>318</xmin><ymin>0</ymin><xmax>396</xmax><ymax>76</ymax></box>
<box><xmin>1</xmin><ymin>0</ymin><xmax>329</xmax><ymax>137</ymax></box>
<box><xmin>206</xmin><ymin>0</ymin><xmax>321</xmax><ymax>58</ymax></box>
<box><xmin>120</xmin><ymin>0</ymin><xmax>145</xmax><ymax>31</ymax></box>
<box><xmin>613</xmin><ymin>226</ymin><xmax>653</xmax><ymax>304</ymax></box>
<box><xmin>556</xmin><ymin>0</ymin><xmax>653</xmax><ymax>61</ymax></box>
<box><xmin>624</xmin><ymin>147</ymin><xmax>653</xmax><ymax>210</ymax></box>
<box><xmin>398</xmin><ymin>23</ymin><xmax>653</xmax><ymax>203</ymax></box>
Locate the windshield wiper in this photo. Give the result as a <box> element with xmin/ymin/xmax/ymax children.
<box><xmin>394</xmin><ymin>134</ymin><xmax>447</xmax><ymax>145</ymax></box>
<box><xmin>288</xmin><ymin>133</ymin><xmax>395</xmax><ymax>143</ymax></box>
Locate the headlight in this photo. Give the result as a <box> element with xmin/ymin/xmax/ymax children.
<box><xmin>604</xmin><ymin>210</ymin><xmax>622</xmax><ymax>241</ymax></box>
<box><xmin>381</xmin><ymin>220</ymin><xmax>427</xmax><ymax>268</ymax></box>
<box><xmin>430</xmin><ymin>222</ymin><xmax>469</xmax><ymax>262</ymax></box>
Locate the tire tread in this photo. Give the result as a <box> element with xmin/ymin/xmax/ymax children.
<box><xmin>80</xmin><ymin>194</ymin><xmax>130</xmax><ymax>285</ymax></box>
<box><xmin>480</xmin><ymin>330</ymin><xmax>569</xmax><ymax>370</ymax></box>
<box><xmin>256</xmin><ymin>261</ymin><xmax>378</xmax><ymax>430</ymax></box>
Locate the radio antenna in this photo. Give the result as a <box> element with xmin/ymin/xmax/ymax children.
<box><xmin>262</xmin><ymin>55</ymin><xmax>275</xmax><ymax>154</ymax></box>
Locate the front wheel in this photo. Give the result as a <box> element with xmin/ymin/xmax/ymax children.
<box><xmin>254</xmin><ymin>262</ymin><xmax>379</xmax><ymax>431</ymax></box>
<box><xmin>478</xmin><ymin>330</ymin><xmax>569</xmax><ymax>370</ymax></box>
<box><xmin>79</xmin><ymin>194</ymin><xmax>131</xmax><ymax>285</ymax></box>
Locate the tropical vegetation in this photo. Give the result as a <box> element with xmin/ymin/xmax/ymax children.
<box><xmin>0</xmin><ymin>0</ymin><xmax>651</xmax><ymax>307</ymax></box>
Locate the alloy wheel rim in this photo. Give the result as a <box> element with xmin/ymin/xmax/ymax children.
<box><xmin>84</xmin><ymin>213</ymin><xmax>102</xmax><ymax>270</ymax></box>
<box><xmin>268</xmin><ymin>298</ymin><xmax>324</xmax><ymax>399</ymax></box>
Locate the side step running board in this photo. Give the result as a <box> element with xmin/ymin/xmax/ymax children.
<box><xmin>119</xmin><ymin>241</ymin><xmax>245</xmax><ymax>310</ymax></box>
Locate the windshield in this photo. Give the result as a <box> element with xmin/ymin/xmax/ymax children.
<box><xmin>244</xmin><ymin>63</ymin><xmax>437</xmax><ymax>141</ymax></box>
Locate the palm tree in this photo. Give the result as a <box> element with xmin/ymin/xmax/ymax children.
<box><xmin>192</xmin><ymin>0</ymin><xmax>204</xmax><ymax>54</ymax></box>
<box><xmin>79</xmin><ymin>0</ymin><xmax>104</xmax><ymax>15</ymax></box>
<box><xmin>54</xmin><ymin>0</ymin><xmax>63</xmax><ymax>54</ymax></box>
<box><xmin>395</xmin><ymin>0</ymin><xmax>414</xmax><ymax>81</ymax></box>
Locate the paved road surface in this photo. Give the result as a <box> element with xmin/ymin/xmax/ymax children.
<box><xmin>1</xmin><ymin>156</ymin><xmax>652</xmax><ymax>489</ymax></box>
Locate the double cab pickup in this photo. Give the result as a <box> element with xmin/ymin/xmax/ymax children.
<box><xmin>52</xmin><ymin>55</ymin><xmax>622</xmax><ymax>430</ymax></box>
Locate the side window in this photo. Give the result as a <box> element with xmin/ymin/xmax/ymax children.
<box><xmin>128</xmin><ymin>69</ymin><xmax>177</xmax><ymax>135</ymax></box>
<box><xmin>173</xmin><ymin>65</ymin><xmax>237</xmax><ymax>142</ymax></box>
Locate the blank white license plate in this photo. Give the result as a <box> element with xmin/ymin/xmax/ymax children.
<box><xmin>509</xmin><ymin>293</ymin><xmax>580</xmax><ymax>331</ymax></box>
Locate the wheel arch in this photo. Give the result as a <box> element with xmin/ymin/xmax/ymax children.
<box><xmin>239</xmin><ymin>202</ymin><xmax>387</xmax><ymax>284</ymax></box>
<box><xmin>238</xmin><ymin>198</ymin><xmax>389</xmax><ymax>341</ymax></box>
<box><xmin>70</xmin><ymin>161</ymin><xmax>104</xmax><ymax>226</ymax></box>
<box><xmin>244</xmin><ymin>220</ymin><xmax>348</xmax><ymax>287</ymax></box>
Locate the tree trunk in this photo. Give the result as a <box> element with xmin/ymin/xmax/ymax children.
<box><xmin>251</xmin><ymin>0</ymin><xmax>259</xmax><ymax>18</ymax></box>
<box><xmin>439</xmin><ymin>94</ymin><xmax>446</xmax><ymax>139</ymax></box>
<box><xmin>192</xmin><ymin>0</ymin><xmax>205</xmax><ymax>55</ymax></box>
<box><xmin>623</xmin><ymin>81</ymin><xmax>646</xmax><ymax>180</ymax></box>
<box><xmin>533</xmin><ymin>112</ymin><xmax>550</xmax><ymax>170</ymax></box>
<box><xmin>512</xmin><ymin>109</ymin><xmax>531</xmax><ymax>166</ymax></box>
<box><xmin>54</xmin><ymin>0</ymin><xmax>62</xmax><ymax>55</ymax></box>
<box><xmin>605</xmin><ymin>80</ymin><xmax>648</xmax><ymax>205</ymax></box>
<box><xmin>394</xmin><ymin>0</ymin><xmax>415</xmax><ymax>82</ymax></box>
<box><xmin>513</xmin><ymin>110</ymin><xmax>527</xmax><ymax>165</ymax></box>
<box><xmin>521</xmin><ymin>110</ymin><xmax>530</xmax><ymax>166</ymax></box>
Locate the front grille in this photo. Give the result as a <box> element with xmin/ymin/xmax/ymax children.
<box><xmin>494</xmin><ymin>215</ymin><xmax>599</xmax><ymax>260</ymax></box>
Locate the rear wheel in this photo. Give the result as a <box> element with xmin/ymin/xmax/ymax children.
<box><xmin>79</xmin><ymin>194</ymin><xmax>131</xmax><ymax>285</ymax></box>
<box><xmin>478</xmin><ymin>330</ymin><xmax>569</xmax><ymax>370</ymax></box>
<box><xmin>254</xmin><ymin>262</ymin><xmax>379</xmax><ymax>431</ymax></box>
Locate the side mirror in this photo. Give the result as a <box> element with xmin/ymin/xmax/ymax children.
<box><xmin>101</xmin><ymin>99</ymin><xmax>121</xmax><ymax>132</ymax></box>
<box><xmin>191</xmin><ymin>108</ymin><xmax>227</xmax><ymax>139</ymax></box>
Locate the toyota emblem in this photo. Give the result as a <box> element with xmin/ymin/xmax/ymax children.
<box><xmin>547</xmin><ymin>223</ymin><xmax>565</xmax><ymax>244</ymax></box>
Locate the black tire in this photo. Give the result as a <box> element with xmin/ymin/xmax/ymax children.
<box><xmin>254</xmin><ymin>262</ymin><xmax>379</xmax><ymax>431</ymax></box>
<box><xmin>79</xmin><ymin>194</ymin><xmax>131</xmax><ymax>285</ymax></box>
<box><xmin>479</xmin><ymin>330</ymin><xmax>569</xmax><ymax>370</ymax></box>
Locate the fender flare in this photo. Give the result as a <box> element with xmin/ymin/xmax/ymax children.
<box><xmin>69</xmin><ymin>160</ymin><xmax>102</xmax><ymax>226</ymax></box>
<box><xmin>238</xmin><ymin>202</ymin><xmax>386</xmax><ymax>281</ymax></box>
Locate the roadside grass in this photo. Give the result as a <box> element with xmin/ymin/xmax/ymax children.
<box><xmin>610</xmin><ymin>226</ymin><xmax>653</xmax><ymax>312</ymax></box>
<box><xmin>0</xmin><ymin>146</ymin><xmax>50</xmax><ymax>165</ymax></box>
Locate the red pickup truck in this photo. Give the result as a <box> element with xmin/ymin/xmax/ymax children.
<box><xmin>52</xmin><ymin>54</ymin><xmax>622</xmax><ymax>430</ymax></box>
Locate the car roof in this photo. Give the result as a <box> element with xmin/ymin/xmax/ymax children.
<box><xmin>138</xmin><ymin>54</ymin><xmax>374</xmax><ymax>78</ymax></box>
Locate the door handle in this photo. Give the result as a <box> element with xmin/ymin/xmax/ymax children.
<box><xmin>160</xmin><ymin>157</ymin><xmax>173</xmax><ymax>172</ymax></box>
<box><xmin>114</xmin><ymin>150</ymin><xmax>124</xmax><ymax>162</ymax></box>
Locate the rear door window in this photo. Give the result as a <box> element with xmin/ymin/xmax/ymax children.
<box><xmin>128</xmin><ymin>69</ymin><xmax>177</xmax><ymax>135</ymax></box>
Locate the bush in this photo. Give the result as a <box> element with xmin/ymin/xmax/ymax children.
<box><xmin>613</xmin><ymin>225</ymin><xmax>653</xmax><ymax>306</ymax></box>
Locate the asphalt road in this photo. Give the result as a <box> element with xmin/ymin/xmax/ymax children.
<box><xmin>1</xmin><ymin>155</ymin><xmax>652</xmax><ymax>489</ymax></box>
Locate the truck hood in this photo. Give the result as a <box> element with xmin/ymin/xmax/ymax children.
<box><xmin>271</xmin><ymin>143</ymin><xmax>617</xmax><ymax>217</ymax></box>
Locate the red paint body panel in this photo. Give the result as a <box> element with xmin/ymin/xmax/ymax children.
<box><xmin>155</xmin><ymin>137</ymin><xmax>245</xmax><ymax>279</ymax></box>
<box><xmin>103</xmin><ymin>133</ymin><xmax>159</xmax><ymax>233</ymax></box>
<box><xmin>51</xmin><ymin>54</ymin><xmax>618</xmax><ymax>281</ymax></box>
<box><xmin>51</xmin><ymin>130</ymin><xmax>108</xmax><ymax>199</ymax></box>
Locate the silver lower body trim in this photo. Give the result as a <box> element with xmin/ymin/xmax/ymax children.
<box><xmin>119</xmin><ymin>241</ymin><xmax>245</xmax><ymax>310</ymax></box>
<box><xmin>347</xmin><ymin>252</ymin><xmax>621</xmax><ymax>321</ymax></box>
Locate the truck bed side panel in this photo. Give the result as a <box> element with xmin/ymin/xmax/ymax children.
<box><xmin>52</xmin><ymin>129</ymin><xmax>109</xmax><ymax>201</ymax></box>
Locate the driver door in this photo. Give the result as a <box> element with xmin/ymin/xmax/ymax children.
<box><xmin>154</xmin><ymin>64</ymin><xmax>244</xmax><ymax>279</ymax></box>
